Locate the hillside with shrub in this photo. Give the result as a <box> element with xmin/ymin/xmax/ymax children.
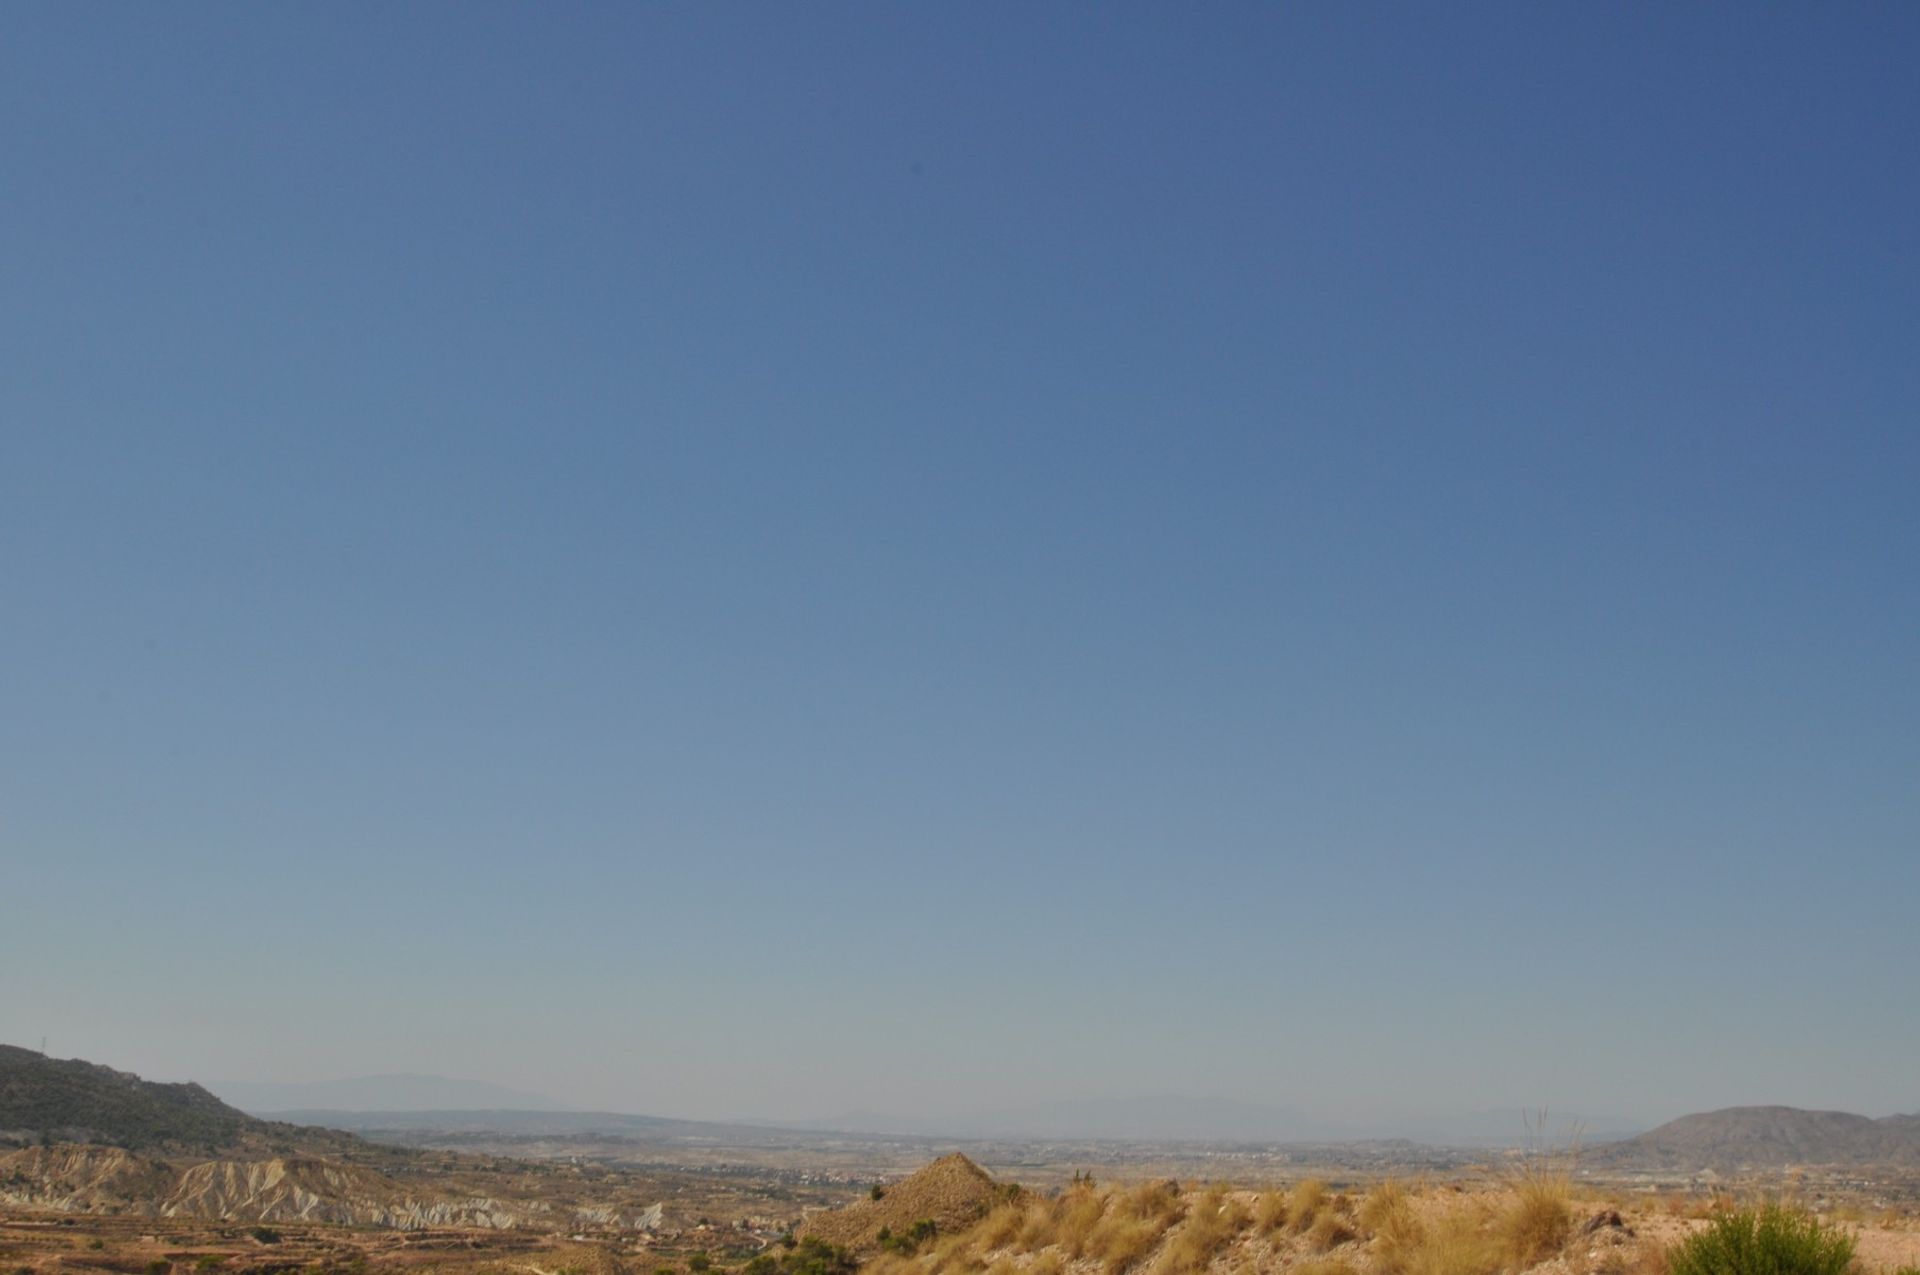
<box><xmin>0</xmin><ymin>1045</ymin><xmax>260</xmax><ymax>1151</ymax></box>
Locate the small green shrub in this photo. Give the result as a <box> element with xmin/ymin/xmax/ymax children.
<box><xmin>880</xmin><ymin>1220</ymin><xmax>938</xmax><ymax>1254</ymax></box>
<box><xmin>1666</xmin><ymin>1205</ymin><xmax>1854</xmax><ymax>1275</ymax></box>
<box><xmin>687</xmin><ymin>1253</ymin><xmax>712</xmax><ymax>1274</ymax></box>
<box><xmin>779</xmin><ymin>1239</ymin><xmax>856</xmax><ymax>1275</ymax></box>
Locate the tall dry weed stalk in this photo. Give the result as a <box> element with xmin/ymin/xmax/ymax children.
<box><xmin>1496</xmin><ymin>1111</ymin><xmax>1577</xmax><ymax>1269</ymax></box>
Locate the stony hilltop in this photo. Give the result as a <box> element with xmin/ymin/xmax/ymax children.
<box><xmin>799</xmin><ymin>1154</ymin><xmax>1002</xmax><ymax>1252</ymax></box>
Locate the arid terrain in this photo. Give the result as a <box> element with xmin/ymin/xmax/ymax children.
<box><xmin>6</xmin><ymin>1152</ymin><xmax>1920</xmax><ymax>1275</ymax></box>
<box><xmin>7</xmin><ymin>1047</ymin><xmax>1920</xmax><ymax>1275</ymax></box>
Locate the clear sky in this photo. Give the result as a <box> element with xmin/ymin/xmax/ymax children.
<box><xmin>3</xmin><ymin>4</ymin><xmax>1916</xmax><ymax>1133</ymax></box>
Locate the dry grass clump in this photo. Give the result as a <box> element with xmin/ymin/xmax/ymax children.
<box><xmin>1288</xmin><ymin>1181</ymin><xmax>1334</xmax><ymax>1235</ymax></box>
<box><xmin>1252</xmin><ymin>1190</ymin><xmax>1290</xmax><ymax>1235</ymax></box>
<box><xmin>927</xmin><ymin>1229</ymin><xmax>988</xmax><ymax>1275</ymax></box>
<box><xmin>1029</xmin><ymin>1252</ymin><xmax>1063</xmax><ymax>1275</ymax></box>
<box><xmin>1154</xmin><ymin>1187</ymin><xmax>1251</xmax><ymax>1275</ymax></box>
<box><xmin>1595</xmin><ymin>1239</ymin><xmax>1668</xmax><ymax>1275</ymax></box>
<box><xmin>1294</xmin><ymin>1261</ymin><xmax>1361</xmax><ymax>1275</ymax></box>
<box><xmin>1307</xmin><ymin>1210</ymin><xmax>1358</xmax><ymax>1253</ymax></box>
<box><xmin>1361</xmin><ymin>1181</ymin><xmax>1425</xmax><ymax>1273</ymax></box>
<box><xmin>1097</xmin><ymin>1216</ymin><xmax>1168</xmax><ymax>1275</ymax></box>
<box><xmin>1403</xmin><ymin>1209</ymin><xmax>1501</xmax><ymax>1275</ymax></box>
<box><xmin>1496</xmin><ymin>1161</ymin><xmax>1572</xmax><ymax>1267</ymax></box>
<box><xmin>978</xmin><ymin>1179</ymin><xmax>1195</xmax><ymax>1275</ymax></box>
<box><xmin>976</xmin><ymin>1200</ymin><xmax>1030</xmax><ymax>1251</ymax></box>
<box><xmin>1015</xmin><ymin>1194</ymin><xmax>1064</xmax><ymax>1249</ymax></box>
<box><xmin>1056</xmin><ymin>1188</ymin><xmax>1112</xmax><ymax>1258</ymax></box>
<box><xmin>1091</xmin><ymin>1185</ymin><xmax>1185</xmax><ymax>1275</ymax></box>
<box><xmin>1115</xmin><ymin>1181</ymin><xmax>1188</xmax><ymax>1230</ymax></box>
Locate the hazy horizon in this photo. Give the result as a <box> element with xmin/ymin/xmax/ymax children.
<box><xmin>5</xmin><ymin>7</ymin><xmax>1916</xmax><ymax>1133</ymax></box>
<box><xmin>16</xmin><ymin>1046</ymin><xmax>1913</xmax><ymax>1142</ymax></box>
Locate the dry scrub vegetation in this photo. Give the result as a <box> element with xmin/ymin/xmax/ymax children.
<box><xmin>858</xmin><ymin>1168</ymin><xmax>1612</xmax><ymax>1275</ymax></box>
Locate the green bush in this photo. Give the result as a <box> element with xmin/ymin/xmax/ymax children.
<box><xmin>879</xmin><ymin>1219</ymin><xmax>937</xmax><ymax>1255</ymax></box>
<box><xmin>782</xmin><ymin>1239</ymin><xmax>856</xmax><ymax>1275</ymax></box>
<box><xmin>1666</xmin><ymin>1205</ymin><xmax>1854</xmax><ymax>1275</ymax></box>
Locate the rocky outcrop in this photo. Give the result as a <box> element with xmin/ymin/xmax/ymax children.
<box><xmin>0</xmin><ymin>1146</ymin><xmax>625</xmax><ymax>1230</ymax></box>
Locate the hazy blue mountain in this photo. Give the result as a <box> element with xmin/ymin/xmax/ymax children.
<box><xmin>207</xmin><ymin>1074</ymin><xmax>563</xmax><ymax>1115</ymax></box>
<box><xmin>782</xmin><ymin>1099</ymin><xmax>1642</xmax><ymax>1146</ymax></box>
<box><xmin>1589</xmin><ymin>1105</ymin><xmax>1920</xmax><ymax>1169</ymax></box>
<box><xmin>790</xmin><ymin>1094</ymin><xmax>1328</xmax><ymax>1142</ymax></box>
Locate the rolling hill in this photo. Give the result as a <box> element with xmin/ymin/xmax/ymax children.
<box><xmin>1588</xmin><ymin>1104</ymin><xmax>1920</xmax><ymax>1170</ymax></box>
<box><xmin>0</xmin><ymin>1044</ymin><xmax>259</xmax><ymax>1150</ymax></box>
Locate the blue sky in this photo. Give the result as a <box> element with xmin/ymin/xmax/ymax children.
<box><xmin>3</xmin><ymin>4</ymin><xmax>1916</xmax><ymax>1132</ymax></box>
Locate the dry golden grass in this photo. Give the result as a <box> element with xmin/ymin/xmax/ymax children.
<box><xmin>1097</xmin><ymin>1215</ymin><xmax>1168</xmax><ymax>1275</ymax></box>
<box><xmin>1293</xmin><ymin>1260</ymin><xmax>1362</xmax><ymax>1275</ymax></box>
<box><xmin>1307</xmin><ymin>1210</ymin><xmax>1358</xmax><ymax>1253</ymax></box>
<box><xmin>1594</xmin><ymin>1239</ymin><xmax>1668</xmax><ymax>1275</ymax></box>
<box><xmin>1361</xmin><ymin>1180</ymin><xmax>1425</xmax><ymax>1273</ymax></box>
<box><xmin>1030</xmin><ymin>1251</ymin><xmax>1064</xmax><ymax>1275</ymax></box>
<box><xmin>1400</xmin><ymin>1208</ymin><xmax>1500</xmax><ymax>1275</ymax></box>
<box><xmin>1059</xmin><ymin>1188</ymin><xmax>1111</xmax><ymax>1257</ymax></box>
<box><xmin>1252</xmin><ymin>1190</ymin><xmax>1290</xmax><ymax>1236</ymax></box>
<box><xmin>1116</xmin><ymin>1180</ymin><xmax>1188</xmax><ymax>1229</ymax></box>
<box><xmin>1015</xmin><ymin>1194</ymin><xmax>1063</xmax><ymax>1249</ymax></box>
<box><xmin>1495</xmin><ymin>1173</ymin><xmax>1572</xmax><ymax>1268</ymax></box>
<box><xmin>976</xmin><ymin>1200</ymin><xmax>1029</xmax><ymax>1251</ymax></box>
<box><xmin>1288</xmin><ymin>1180</ymin><xmax>1334</xmax><ymax>1235</ymax></box>
<box><xmin>929</xmin><ymin>1229</ymin><xmax>988</xmax><ymax>1275</ymax></box>
<box><xmin>1153</xmin><ymin>1187</ymin><xmax>1250</xmax><ymax>1275</ymax></box>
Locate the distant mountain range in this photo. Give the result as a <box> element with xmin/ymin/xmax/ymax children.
<box><xmin>266</xmin><ymin>1107</ymin><xmax>861</xmax><ymax>1147</ymax></box>
<box><xmin>1588</xmin><ymin>1105</ymin><xmax>1920</xmax><ymax>1171</ymax></box>
<box><xmin>16</xmin><ymin>1041</ymin><xmax>1917</xmax><ymax>1172</ymax></box>
<box><xmin>778</xmin><ymin>1095</ymin><xmax>1326</xmax><ymax>1142</ymax></box>
<box><xmin>778</xmin><ymin>1098</ymin><xmax>1634</xmax><ymax>1146</ymax></box>
<box><xmin>208</xmin><ymin>1074</ymin><xmax>563</xmax><ymax>1115</ymax></box>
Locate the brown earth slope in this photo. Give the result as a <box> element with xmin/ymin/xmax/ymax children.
<box><xmin>798</xmin><ymin>1154</ymin><xmax>1000</xmax><ymax>1251</ymax></box>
